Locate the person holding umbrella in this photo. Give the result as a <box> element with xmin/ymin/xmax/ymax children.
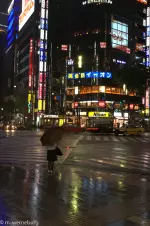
<box><xmin>40</xmin><ymin>127</ymin><xmax>63</xmax><ymax>174</ymax></box>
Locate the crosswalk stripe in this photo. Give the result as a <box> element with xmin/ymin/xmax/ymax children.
<box><xmin>126</xmin><ymin>137</ymin><xmax>138</xmax><ymax>142</ymax></box>
<box><xmin>95</xmin><ymin>136</ymin><xmax>100</xmax><ymax>141</ymax></box>
<box><xmin>102</xmin><ymin>137</ymin><xmax>109</xmax><ymax>141</ymax></box>
<box><xmin>87</xmin><ymin>136</ymin><xmax>92</xmax><ymax>141</ymax></box>
<box><xmin>111</xmin><ymin>137</ymin><xmax>119</xmax><ymax>141</ymax></box>
<box><xmin>135</xmin><ymin>138</ymin><xmax>147</xmax><ymax>143</ymax></box>
<box><xmin>119</xmin><ymin>137</ymin><xmax>128</xmax><ymax>142</ymax></box>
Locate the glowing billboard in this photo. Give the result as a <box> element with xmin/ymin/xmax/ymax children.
<box><xmin>111</xmin><ymin>20</ymin><xmax>128</xmax><ymax>52</ymax></box>
<box><xmin>137</xmin><ymin>0</ymin><xmax>147</xmax><ymax>5</ymax></box>
<box><xmin>82</xmin><ymin>0</ymin><xmax>112</xmax><ymax>5</ymax></box>
<box><xmin>19</xmin><ymin>0</ymin><xmax>35</xmax><ymax>31</ymax></box>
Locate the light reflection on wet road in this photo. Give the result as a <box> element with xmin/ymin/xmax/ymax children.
<box><xmin>0</xmin><ymin>131</ymin><xmax>150</xmax><ymax>225</ymax></box>
<box><xmin>0</xmin><ymin>165</ymin><xmax>150</xmax><ymax>225</ymax></box>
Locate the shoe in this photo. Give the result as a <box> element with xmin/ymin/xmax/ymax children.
<box><xmin>48</xmin><ymin>170</ymin><xmax>51</xmax><ymax>174</ymax></box>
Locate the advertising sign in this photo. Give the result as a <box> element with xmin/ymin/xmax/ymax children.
<box><xmin>38</xmin><ymin>0</ymin><xmax>49</xmax><ymax>112</ymax></box>
<box><xmin>82</xmin><ymin>0</ymin><xmax>112</xmax><ymax>5</ymax></box>
<box><xmin>67</xmin><ymin>71</ymin><xmax>112</xmax><ymax>79</ymax></box>
<box><xmin>19</xmin><ymin>0</ymin><xmax>35</xmax><ymax>31</ymax></box>
<box><xmin>98</xmin><ymin>101</ymin><xmax>106</xmax><ymax>108</ymax></box>
<box><xmin>111</xmin><ymin>20</ymin><xmax>128</xmax><ymax>52</ymax></box>
<box><xmin>88</xmin><ymin>112</ymin><xmax>111</xmax><ymax>117</ymax></box>
<box><xmin>28</xmin><ymin>38</ymin><xmax>33</xmax><ymax>88</ymax></box>
<box><xmin>137</xmin><ymin>0</ymin><xmax>147</xmax><ymax>4</ymax></box>
<box><xmin>146</xmin><ymin>88</ymin><xmax>149</xmax><ymax>109</ymax></box>
<box><xmin>100</xmin><ymin>42</ymin><xmax>107</xmax><ymax>48</ymax></box>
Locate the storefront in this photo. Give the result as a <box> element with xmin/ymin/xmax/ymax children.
<box><xmin>66</xmin><ymin>111</ymin><xmax>87</xmax><ymax>127</ymax></box>
<box><xmin>86</xmin><ymin>111</ymin><xmax>114</xmax><ymax>132</ymax></box>
<box><xmin>40</xmin><ymin>115</ymin><xmax>65</xmax><ymax>127</ymax></box>
<box><xmin>113</xmin><ymin>112</ymin><xmax>129</xmax><ymax>128</ymax></box>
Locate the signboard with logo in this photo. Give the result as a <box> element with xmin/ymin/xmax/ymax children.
<box><xmin>98</xmin><ymin>101</ymin><xmax>106</xmax><ymax>108</ymax></box>
<box><xmin>111</xmin><ymin>20</ymin><xmax>128</xmax><ymax>53</ymax></box>
<box><xmin>100</xmin><ymin>42</ymin><xmax>107</xmax><ymax>48</ymax></box>
<box><xmin>67</xmin><ymin>71</ymin><xmax>112</xmax><ymax>79</ymax></box>
<box><xmin>19</xmin><ymin>0</ymin><xmax>35</xmax><ymax>31</ymax></box>
<box><xmin>137</xmin><ymin>0</ymin><xmax>147</xmax><ymax>5</ymax></box>
<box><xmin>38</xmin><ymin>0</ymin><xmax>49</xmax><ymax>112</ymax></box>
<box><xmin>82</xmin><ymin>0</ymin><xmax>112</xmax><ymax>5</ymax></box>
<box><xmin>146</xmin><ymin>88</ymin><xmax>149</xmax><ymax>110</ymax></box>
<box><xmin>88</xmin><ymin>112</ymin><xmax>111</xmax><ymax>117</ymax></box>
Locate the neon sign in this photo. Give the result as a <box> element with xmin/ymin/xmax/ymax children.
<box><xmin>67</xmin><ymin>72</ymin><xmax>112</xmax><ymax>79</ymax></box>
<box><xmin>19</xmin><ymin>0</ymin><xmax>35</xmax><ymax>31</ymax></box>
<box><xmin>82</xmin><ymin>0</ymin><xmax>112</xmax><ymax>5</ymax></box>
<box><xmin>137</xmin><ymin>0</ymin><xmax>147</xmax><ymax>5</ymax></box>
<box><xmin>111</xmin><ymin>20</ymin><xmax>128</xmax><ymax>53</ymax></box>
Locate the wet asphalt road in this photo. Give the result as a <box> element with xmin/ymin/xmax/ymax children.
<box><xmin>0</xmin><ymin>131</ymin><xmax>150</xmax><ymax>225</ymax></box>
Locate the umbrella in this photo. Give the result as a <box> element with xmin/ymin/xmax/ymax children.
<box><xmin>40</xmin><ymin>127</ymin><xmax>64</xmax><ymax>146</ymax></box>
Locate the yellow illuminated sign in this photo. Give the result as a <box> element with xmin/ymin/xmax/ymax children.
<box><xmin>88</xmin><ymin>112</ymin><xmax>111</xmax><ymax>117</ymax></box>
<box><xmin>38</xmin><ymin>100</ymin><xmax>45</xmax><ymax>111</ymax></box>
<box><xmin>74</xmin><ymin>73</ymin><xmax>79</xmax><ymax>79</ymax></box>
<box><xmin>28</xmin><ymin>94</ymin><xmax>31</xmax><ymax>102</ymax></box>
<box><xmin>68</xmin><ymin>73</ymin><xmax>74</xmax><ymax>79</ymax></box>
<box><xmin>80</xmin><ymin>73</ymin><xmax>85</xmax><ymax>78</ymax></box>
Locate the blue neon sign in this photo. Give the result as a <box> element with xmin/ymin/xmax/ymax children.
<box><xmin>67</xmin><ymin>71</ymin><xmax>112</xmax><ymax>79</ymax></box>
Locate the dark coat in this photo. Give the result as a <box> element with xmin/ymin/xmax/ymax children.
<box><xmin>47</xmin><ymin>147</ymin><xmax>62</xmax><ymax>162</ymax></box>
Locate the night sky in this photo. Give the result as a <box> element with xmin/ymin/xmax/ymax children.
<box><xmin>0</xmin><ymin>0</ymin><xmax>11</xmax><ymax>26</ymax></box>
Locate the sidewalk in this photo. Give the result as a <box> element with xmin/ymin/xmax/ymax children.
<box><xmin>0</xmin><ymin>163</ymin><xmax>150</xmax><ymax>226</ymax></box>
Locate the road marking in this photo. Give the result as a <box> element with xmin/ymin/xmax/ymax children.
<box><xmin>119</xmin><ymin>137</ymin><xmax>128</xmax><ymax>142</ymax></box>
<box><xmin>59</xmin><ymin>134</ymin><xmax>84</xmax><ymax>164</ymax></box>
<box><xmin>95</xmin><ymin>136</ymin><xmax>100</xmax><ymax>141</ymax></box>
<box><xmin>103</xmin><ymin>136</ymin><xmax>109</xmax><ymax>141</ymax></box>
<box><xmin>135</xmin><ymin>138</ymin><xmax>147</xmax><ymax>143</ymax></box>
<box><xmin>87</xmin><ymin>136</ymin><xmax>92</xmax><ymax>141</ymax></box>
<box><xmin>127</xmin><ymin>137</ymin><xmax>138</xmax><ymax>142</ymax></box>
<box><xmin>111</xmin><ymin>137</ymin><xmax>119</xmax><ymax>141</ymax></box>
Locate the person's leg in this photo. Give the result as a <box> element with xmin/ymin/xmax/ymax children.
<box><xmin>51</xmin><ymin>162</ymin><xmax>54</xmax><ymax>172</ymax></box>
<box><xmin>48</xmin><ymin>161</ymin><xmax>51</xmax><ymax>172</ymax></box>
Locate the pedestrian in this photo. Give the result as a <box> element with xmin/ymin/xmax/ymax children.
<box><xmin>46</xmin><ymin>143</ymin><xmax>62</xmax><ymax>174</ymax></box>
<box><xmin>40</xmin><ymin>127</ymin><xmax>63</xmax><ymax>174</ymax></box>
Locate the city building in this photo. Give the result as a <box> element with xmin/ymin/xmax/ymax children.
<box><xmin>12</xmin><ymin>0</ymin><xmax>73</xmax><ymax>127</ymax></box>
<box><xmin>3</xmin><ymin>0</ymin><xmax>21</xmax><ymax>120</ymax></box>
<box><xmin>0</xmin><ymin>27</ymin><xmax>6</xmax><ymax>118</ymax></box>
<box><xmin>64</xmin><ymin>0</ymin><xmax>147</xmax><ymax>128</ymax></box>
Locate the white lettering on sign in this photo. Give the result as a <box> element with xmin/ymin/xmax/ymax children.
<box><xmin>82</xmin><ymin>0</ymin><xmax>112</xmax><ymax>5</ymax></box>
<box><xmin>19</xmin><ymin>0</ymin><xmax>35</xmax><ymax>31</ymax></box>
<box><xmin>146</xmin><ymin>88</ymin><xmax>149</xmax><ymax>109</ymax></box>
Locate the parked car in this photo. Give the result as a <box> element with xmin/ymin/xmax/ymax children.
<box><xmin>114</xmin><ymin>124</ymin><xmax>144</xmax><ymax>136</ymax></box>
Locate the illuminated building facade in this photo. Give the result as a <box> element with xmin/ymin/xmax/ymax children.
<box><xmin>14</xmin><ymin>0</ymin><xmax>49</xmax><ymax>125</ymax></box>
<box><xmin>3</xmin><ymin>0</ymin><xmax>21</xmax><ymax>119</ymax></box>
<box><xmin>64</xmin><ymin>0</ymin><xmax>147</xmax><ymax>127</ymax></box>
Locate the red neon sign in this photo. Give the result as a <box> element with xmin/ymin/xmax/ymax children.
<box><xmin>61</xmin><ymin>45</ymin><xmax>68</xmax><ymax>51</ymax></box>
<box><xmin>129</xmin><ymin>104</ymin><xmax>134</xmax><ymax>110</ymax></box>
<box><xmin>28</xmin><ymin>38</ymin><xmax>33</xmax><ymax>88</ymax></box>
<box><xmin>100</xmin><ymin>42</ymin><xmax>107</xmax><ymax>48</ymax></box>
<box><xmin>74</xmin><ymin>102</ymin><xmax>78</xmax><ymax>108</ymax></box>
<box><xmin>99</xmin><ymin>101</ymin><xmax>106</xmax><ymax>108</ymax></box>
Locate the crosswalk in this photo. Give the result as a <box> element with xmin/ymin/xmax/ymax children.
<box><xmin>0</xmin><ymin>131</ymin><xmax>80</xmax><ymax>168</ymax></box>
<box><xmin>80</xmin><ymin>135</ymin><xmax>150</xmax><ymax>143</ymax></box>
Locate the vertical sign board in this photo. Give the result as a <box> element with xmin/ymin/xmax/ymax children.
<box><xmin>146</xmin><ymin>7</ymin><xmax>150</xmax><ymax>67</ymax></box>
<box><xmin>145</xmin><ymin>88</ymin><xmax>150</xmax><ymax>115</ymax></box>
<box><xmin>28</xmin><ymin>38</ymin><xmax>33</xmax><ymax>113</ymax></box>
<box><xmin>38</xmin><ymin>0</ymin><xmax>48</xmax><ymax>112</ymax></box>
